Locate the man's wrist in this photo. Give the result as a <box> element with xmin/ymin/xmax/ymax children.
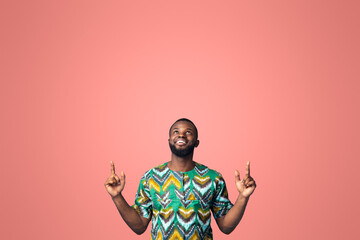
<box><xmin>111</xmin><ymin>193</ymin><xmax>123</xmax><ymax>200</ymax></box>
<box><xmin>237</xmin><ymin>193</ymin><xmax>250</xmax><ymax>202</ymax></box>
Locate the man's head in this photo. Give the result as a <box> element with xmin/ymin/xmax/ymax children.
<box><xmin>168</xmin><ymin>118</ymin><xmax>199</xmax><ymax>157</ymax></box>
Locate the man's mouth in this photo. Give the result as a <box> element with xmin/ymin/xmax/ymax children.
<box><xmin>175</xmin><ymin>139</ymin><xmax>187</xmax><ymax>146</ymax></box>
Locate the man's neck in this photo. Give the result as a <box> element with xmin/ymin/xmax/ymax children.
<box><xmin>168</xmin><ymin>154</ymin><xmax>195</xmax><ymax>172</ymax></box>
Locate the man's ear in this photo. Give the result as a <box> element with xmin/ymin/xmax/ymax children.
<box><xmin>195</xmin><ymin>140</ymin><xmax>200</xmax><ymax>147</ymax></box>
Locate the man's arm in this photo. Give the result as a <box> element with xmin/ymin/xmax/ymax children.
<box><xmin>104</xmin><ymin>161</ymin><xmax>151</xmax><ymax>235</ymax></box>
<box><xmin>111</xmin><ymin>194</ymin><xmax>151</xmax><ymax>234</ymax></box>
<box><xmin>215</xmin><ymin>161</ymin><xmax>256</xmax><ymax>234</ymax></box>
<box><xmin>215</xmin><ymin>195</ymin><xmax>249</xmax><ymax>234</ymax></box>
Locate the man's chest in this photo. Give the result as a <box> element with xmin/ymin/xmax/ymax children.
<box><xmin>148</xmin><ymin>171</ymin><xmax>216</xmax><ymax>210</ymax></box>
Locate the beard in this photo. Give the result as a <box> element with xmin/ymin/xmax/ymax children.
<box><xmin>169</xmin><ymin>142</ymin><xmax>196</xmax><ymax>157</ymax></box>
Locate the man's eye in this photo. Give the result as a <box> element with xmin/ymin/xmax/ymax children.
<box><xmin>186</xmin><ymin>131</ymin><xmax>192</xmax><ymax>134</ymax></box>
<box><xmin>173</xmin><ymin>131</ymin><xmax>178</xmax><ymax>134</ymax></box>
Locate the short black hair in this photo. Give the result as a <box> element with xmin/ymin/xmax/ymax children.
<box><xmin>169</xmin><ymin>118</ymin><xmax>198</xmax><ymax>140</ymax></box>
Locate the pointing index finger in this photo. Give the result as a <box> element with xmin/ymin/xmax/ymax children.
<box><xmin>111</xmin><ymin>161</ymin><xmax>115</xmax><ymax>175</ymax></box>
<box><xmin>245</xmin><ymin>161</ymin><xmax>250</xmax><ymax>177</ymax></box>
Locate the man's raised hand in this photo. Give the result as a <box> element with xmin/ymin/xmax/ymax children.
<box><xmin>104</xmin><ymin>161</ymin><xmax>125</xmax><ymax>198</ymax></box>
<box><xmin>235</xmin><ymin>161</ymin><xmax>256</xmax><ymax>198</ymax></box>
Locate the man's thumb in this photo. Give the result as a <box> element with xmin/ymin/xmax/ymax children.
<box><xmin>120</xmin><ymin>171</ymin><xmax>126</xmax><ymax>183</ymax></box>
<box><xmin>235</xmin><ymin>170</ymin><xmax>241</xmax><ymax>182</ymax></box>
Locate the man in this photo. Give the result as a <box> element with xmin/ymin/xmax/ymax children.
<box><xmin>104</xmin><ymin>118</ymin><xmax>256</xmax><ymax>239</ymax></box>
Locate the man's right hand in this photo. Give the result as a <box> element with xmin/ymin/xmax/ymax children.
<box><xmin>104</xmin><ymin>161</ymin><xmax>125</xmax><ymax>198</ymax></box>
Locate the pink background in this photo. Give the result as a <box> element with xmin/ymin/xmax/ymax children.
<box><xmin>1</xmin><ymin>0</ymin><xmax>359</xmax><ymax>239</ymax></box>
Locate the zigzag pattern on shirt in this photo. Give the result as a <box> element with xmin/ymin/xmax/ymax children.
<box><xmin>177</xmin><ymin>224</ymin><xmax>197</xmax><ymax>239</ymax></box>
<box><xmin>162</xmin><ymin>172</ymin><xmax>182</xmax><ymax>192</ymax></box>
<box><xmin>156</xmin><ymin>190</ymin><xmax>172</xmax><ymax>209</ymax></box>
<box><xmin>175</xmin><ymin>185</ymin><xmax>192</xmax><ymax>200</ymax></box>
<box><xmin>192</xmin><ymin>188</ymin><xmax>212</xmax><ymax>206</ymax></box>
<box><xmin>184</xmin><ymin>174</ymin><xmax>191</xmax><ymax>190</ymax></box>
<box><xmin>152</xmin><ymin>224</ymin><xmax>175</xmax><ymax>240</ymax></box>
<box><xmin>211</xmin><ymin>204</ymin><xmax>230</xmax><ymax>219</ymax></box>
<box><xmin>186</xmin><ymin>192</ymin><xmax>197</xmax><ymax>201</ymax></box>
<box><xmin>197</xmin><ymin>208</ymin><xmax>211</xmax><ymax>232</ymax></box>
<box><xmin>192</xmin><ymin>175</ymin><xmax>212</xmax><ymax>195</ymax></box>
<box><xmin>153</xmin><ymin>164</ymin><xmax>170</xmax><ymax>177</ymax></box>
<box><xmin>211</xmin><ymin>178</ymin><xmax>232</xmax><ymax>218</ymax></box>
<box><xmin>168</xmin><ymin>228</ymin><xmax>183</xmax><ymax>240</ymax></box>
<box><xmin>153</xmin><ymin>168</ymin><xmax>171</xmax><ymax>186</ymax></box>
<box><xmin>152</xmin><ymin>209</ymin><xmax>159</xmax><ymax>220</ymax></box>
<box><xmin>214</xmin><ymin>177</ymin><xmax>231</xmax><ymax>201</ymax></box>
<box><xmin>174</xmin><ymin>188</ymin><xmax>195</xmax><ymax>208</ymax></box>
<box><xmin>195</xmin><ymin>225</ymin><xmax>214</xmax><ymax>240</ymax></box>
<box><xmin>220</xmin><ymin>183</ymin><xmax>229</xmax><ymax>197</ymax></box>
<box><xmin>187</xmin><ymin>226</ymin><xmax>204</xmax><ymax>240</ymax></box>
<box><xmin>192</xmin><ymin>175</ymin><xmax>213</xmax><ymax>204</ymax></box>
<box><xmin>136</xmin><ymin>188</ymin><xmax>151</xmax><ymax>204</ymax></box>
<box><xmin>182</xmin><ymin>200</ymin><xmax>193</xmax><ymax>209</ymax></box>
<box><xmin>196</xmin><ymin>198</ymin><xmax>210</xmax><ymax>210</ymax></box>
<box><xmin>194</xmin><ymin>164</ymin><xmax>209</xmax><ymax>176</ymax></box>
<box><xmin>152</xmin><ymin>231</ymin><xmax>161</xmax><ymax>240</ymax></box>
<box><xmin>133</xmin><ymin>204</ymin><xmax>148</xmax><ymax>218</ymax></box>
<box><xmin>149</xmin><ymin>178</ymin><xmax>161</xmax><ymax>193</ymax></box>
<box><xmin>158</xmin><ymin>207</ymin><xmax>175</xmax><ymax>232</ymax></box>
<box><xmin>177</xmin><ymin>206</ymin><xmax>196</xmax><ymax>232</ymax></box>
<box><xmin>137</xmin><ymin>162</ymin><xmax>233</xmax><ymax>240</ymax></box>
<box><xmin>156</xmin><ymin>189</ymin><xmax>170</xmax><ymax>201</ymax></box>
<box><xmin>174</xmin><ymin>187</ymin><xmax>184</xmax><ymax>200</ymax></box>
<box><xmin>193</xmin><ymin>175</ymin><xmax>211</xmax><ymax>185</ymax></box>
<box><xmin>153</xmin><ymin>221</ymin><xmax>176</xmax><ymax>240</ymax></box>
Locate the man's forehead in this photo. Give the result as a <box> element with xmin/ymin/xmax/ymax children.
<box><xmin>171</xmin><ymin>121</ymin><xmax>195</xmax><ymax>130</ymax></box>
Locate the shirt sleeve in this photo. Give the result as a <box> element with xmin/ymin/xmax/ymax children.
<box><xmin>131</xmin><ymin>173</ymin><xmax>153</xmax><ymax>219</ymax></box>
<box><xmin>211</xmin><ymin>173</ymin><xmax>233</xmax><ymax>219</ymax></box>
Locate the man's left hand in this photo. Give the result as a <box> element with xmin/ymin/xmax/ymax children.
<box><xmin>235</xmin><ymin>161</ymin><xmax>256</xmax><ymax>198</ymax></box>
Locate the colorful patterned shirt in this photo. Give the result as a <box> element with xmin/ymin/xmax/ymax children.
<box><xmin>131</xmin><ymin>162</ymin><xmax>233</xmax><ymax>240</ymax></box>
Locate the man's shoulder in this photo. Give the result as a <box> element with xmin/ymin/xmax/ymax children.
<box><xmin>194</xmin><ymin>162</ymin><xmax>222</xmax><ymax>178</ymax></box>
<box><xmin>141</xmin><ymin>162</ymin><xmax>168</xmax><ymax>177</ymax></box>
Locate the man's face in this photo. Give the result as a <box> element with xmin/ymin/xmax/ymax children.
<box><xmin>168</xmin><ymin>121</ymin><xmax>199</xmax><ymax>157</ymax></box>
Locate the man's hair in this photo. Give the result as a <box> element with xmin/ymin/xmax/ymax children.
<box><xmin>169</xmin><ymin>118</ymin><xmax>198</xmax><ymax>140</ymax></box>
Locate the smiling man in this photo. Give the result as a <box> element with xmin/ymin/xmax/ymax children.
<box><xmin>104</xmin><ymin>118</ymin><xmax>256</xmax><ymax>239</ymax></box>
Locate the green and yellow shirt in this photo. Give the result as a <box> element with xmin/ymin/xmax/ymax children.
<box><xmin>132</xmin><ymin>162</ymin><xmax>233</xmax><ymax>240</ymax></box>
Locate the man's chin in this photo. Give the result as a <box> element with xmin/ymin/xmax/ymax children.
<box><xmin>169</xmin><ymin>143</ymin><xmax>194</xmax><ymax>157</ymax></box>
<box><xmin>174</xmin><ymin>151</ymin><xmax>193</xmax><ymax>157</ymax></box>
